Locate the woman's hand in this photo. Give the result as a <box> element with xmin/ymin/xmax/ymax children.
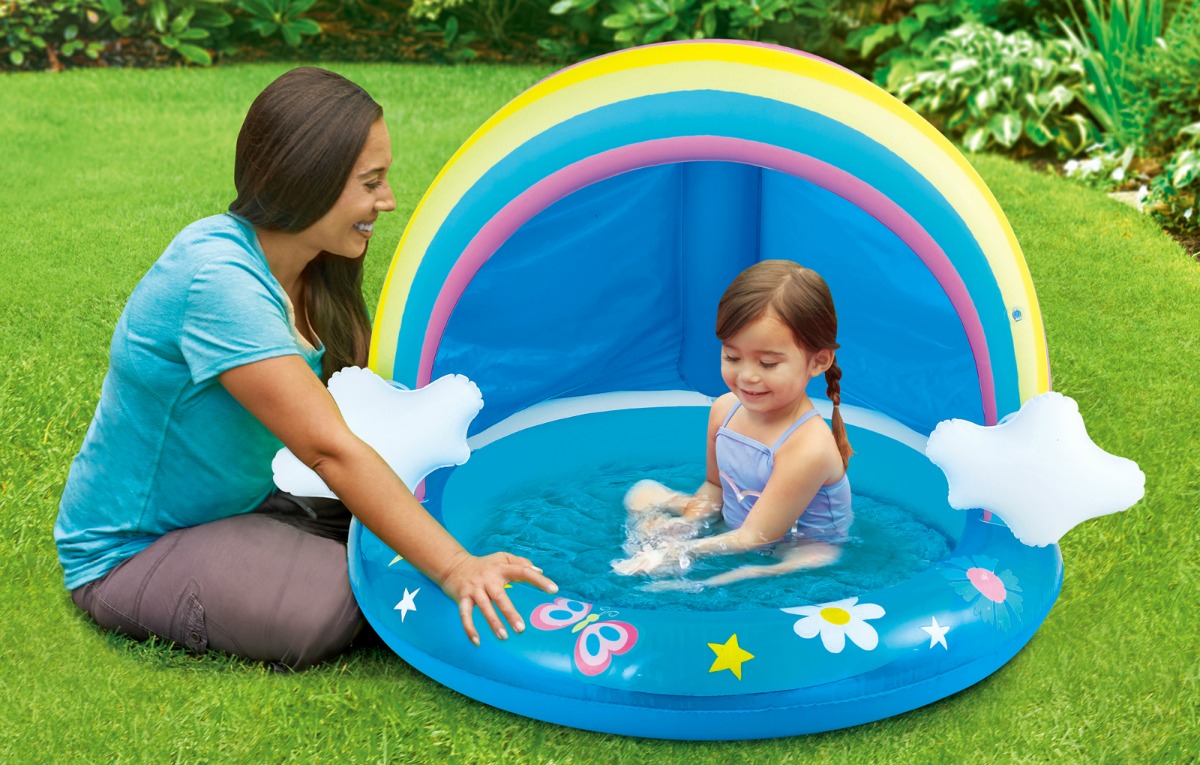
<box><xmin>439</xmin><ymin>550</ymin><xmax>558</xmax><ymax>646</ymax></box>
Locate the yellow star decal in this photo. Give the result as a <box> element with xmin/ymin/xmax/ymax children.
<box><xmin>707</xmin><ymin>633</ymin><xmax>754</xmax><ymax>680</ymax></box>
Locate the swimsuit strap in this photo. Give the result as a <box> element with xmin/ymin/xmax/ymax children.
<box><xmin>720</xmin><ymin>401</ymin><xmax>741</xmax><ymax>428</ymax></box>
<box><xmin>771</xmin><ymin>408</ymin><xmax>822</xmax><ymax>452</ymax></box>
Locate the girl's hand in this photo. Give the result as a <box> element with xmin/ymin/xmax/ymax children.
<box><xmin>439</xmin><ymin>551</ymin><xmax>558</xmax><ymax>646</ymax></box>
<box><xmin>612</xmin><ymin>540</ymin><xmax>694</xmax><ymax>576</ymax></box>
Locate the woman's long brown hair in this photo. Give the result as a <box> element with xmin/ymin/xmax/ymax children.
<box><xmin>229</xmin><ymin>67</ymin><xmax>378</xmax><ymax>381</ymax></box>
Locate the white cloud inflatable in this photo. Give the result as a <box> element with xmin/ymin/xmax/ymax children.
<box><xmin>272</xmin><ymin>368</ymin><xmax>484</xmax><ymax>499</ymax></box>
<box><xmin>925</xmin><ymin>392</ymin><xmax>1145</xmax><ymax>547</ymax></box>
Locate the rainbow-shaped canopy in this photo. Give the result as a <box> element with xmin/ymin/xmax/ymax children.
<box><xmin>369</xmin><ymin>41</ymin><xmax>1050</xmax><ymax>436</ymax></box>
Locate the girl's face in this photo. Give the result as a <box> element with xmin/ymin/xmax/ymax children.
<box><xmin>720</xmin><ymin>310</ymin><xmax>832</xmax><ymax>419</ymax></box>
<box><xmin>299</xmin><ymin>118</ymin><xmax>397</xmax><ymax>259</ymax></box>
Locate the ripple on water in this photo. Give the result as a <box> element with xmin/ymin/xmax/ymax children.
<box><xmin>468</xmin><ymin>462</ymin><xmax>952</xmax><ymax>611</ymax></box>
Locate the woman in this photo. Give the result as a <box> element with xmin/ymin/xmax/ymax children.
<box><xmin>54</xmin><ymin>67</ymin><xmax>556</xmax><ymax>670</ymax></box>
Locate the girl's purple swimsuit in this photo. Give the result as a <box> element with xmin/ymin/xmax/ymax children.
<box><xmin>716</xmin><ymin>403</ymin><xmax>853</xmax><ymax>543</ymax></box>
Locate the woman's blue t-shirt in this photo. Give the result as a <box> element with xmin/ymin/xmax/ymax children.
<box><xmin>54</xmin><ymin>213</ymin><xmax>324</xmax><ymax>590</ymax></box>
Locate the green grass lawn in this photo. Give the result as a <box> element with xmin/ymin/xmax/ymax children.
<box><xmin>1</xmin><ymin>64</ymin><xmax>1196</xmax><ymax>763</ymax></box>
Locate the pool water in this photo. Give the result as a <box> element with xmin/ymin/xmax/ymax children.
<box><xmin>467</xmin><ymin>461</ymin><xmax>953</xmax><ymax>612</ymax></box>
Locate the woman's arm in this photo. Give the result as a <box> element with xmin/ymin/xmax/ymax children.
<box><xmin>219</xmin><ymin>355</ymin><xmax>557</xmax><ymax>645</ymax></box>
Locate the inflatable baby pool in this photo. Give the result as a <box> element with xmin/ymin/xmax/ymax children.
<box><xmin>348</xmin><ymin>40</ymin><xmax>1062</xmax><ymax>739</ymax></box>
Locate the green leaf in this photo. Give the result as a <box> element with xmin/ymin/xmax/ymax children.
<box><xmin>290</xmin><ymin>18</ymin><xmax>320</xmax><ymax>35</ymax></box>
<box><xmin>602</xmin><ymin>13</ymin><xmax>634</xmax><ymax>29</ymax></box>
<box><xmin>1025</xmin><ymin>121</ymin><xmax>1053</xmax><ymax>147</ymax></box>
<box><xmin>548</xmin><ymin>0</ymin><xmax>575</xmax><ymax>14</ymax></box>
<box><xmin>962</xmin><ymin>126</ymin><xmax>989</xmax><ymax>152</ymax></box>
<box><xmin>641</xmin><ymin>16</ymin><xmax>676</xmax><ymax>43</ymax></box>
<box><xmin>973</xmin><ymin>87</ymin><xmax>995</xmax><ymax>113</ymax></box>
<box><xmin>988</xmin><ymin>112</ymin><xmax>1022</xmax><ymax>147</ymax></box>
<box><xmin>281</xmin><ymin>24</ymin><xmax>301</xmax><ymax>46</ymax></box>
<box><xmin>240</xmin><ymin>0</ymin><xmax>276</xmax><ymax>17</ymax></box>
<box><xmin>612</xmin><ymin>27</ymin><xmax>638</xmax><ymax>43</ymax></box>
<box><xmin>150</xmin><ymin>0</ymin><xmax>168</xmax><ymax>32</ymax></box>
<box><xmin>176</xmin><ymin>43</ymin><xmax>213</xmax><ymax>65</ymax></box>
<box><xmin>443</xmin><ymin>15</ymin><xmax>458</xmax><ymax>43</ymax></box>
<box><xmin>290</xmin><ymin>0</ymin><xmax>318</xmax><ymax>16</ymax></box>
<box><xmin>858</xmin><ymin>25</ymin><xmax>895</xmax><ymax>58</ymax></box>
<box><xmin>897</xmin><ymin>16</ymin><xmax>922</xmax><ymax>43</ymax></box>
<box><xmin>249</xmin><ymin>18</ymin><xmax>277</xmax><ymax>37</ymax></box>
<box><xmin>112</xmin><ymin>15</ymin><xmax>131</xmax><ymax>33</ymax></box>
<box><xmin>64</xmin><ymin>25</ymin><xmax>79</xmax><ymax>41</ymax></box>
<box><xmin>161</xmin><ymin>34</ymin><xmax>180</xmax><ymax>48</ymax></box>
<box><xmin>913</xmin><ymin>3</ymin><xmax>941</xmax><ymax>21</ymax></box>
<box><xmin>943</xmin><ymin>107</ymin><xmax>968</xmax><ymax>130</ymax></box>
<box><xmin>9</xmin><ymin>50</ymin><xmax>25</xmax><ymax>66</ymax></box>
<box><xmin>178</xmin><ymin>28</ymin><xmax>210</xmax><ymax>40</ymax></box>
<box><xmin>101</xmin><ymin>0</ymin><xmax>123</xmax><ymax>16</ymax></box>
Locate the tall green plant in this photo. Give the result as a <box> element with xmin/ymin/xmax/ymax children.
<box><xmin>1060</xmin><ymin>0</ymin><xmax>1166</xmax><ymax>149</ymax></box>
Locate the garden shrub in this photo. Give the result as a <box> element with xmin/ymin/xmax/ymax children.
<box><xmin>1127</xmin><ymin>0</ymin><xmax>1200</xmax><ymax>154</ymax></box>
<box><xmin>849</xmin><ymin>1</ymin><xmax>1098</xmax><ymax>86</ymax></box>
<box><xmin>411</xmin><ymin>0</ymin><xmax>553</xmax><ymax>51</ymax></box>
<box><xmin>537</xmin><ymin>0</ymin><xmax>868</xmax><ymax>64</ymax></box>
<box><xmin>1</xmin><ymin>0</ymin><xmax>323</xmax><ymax>69</ymax></box>
<box><xmin>1145</xmin><ymin>120</ymin><xmax>1200</xmax><ymax>233</ymax></box>
<box><xmin>888</xmin><ymin>22</ymin><xmax>1100</xmax><ymax>156</ymax></box>
<box><xmin>1</xmin><ymin>0</ymin><xmax>106</xmax><ymax>69</ymax></box>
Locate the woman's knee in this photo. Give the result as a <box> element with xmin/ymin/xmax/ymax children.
<box><xmin>272</xmin><ymin>585</ymin><xmax>363</xmax><ymax>670</ymax></box>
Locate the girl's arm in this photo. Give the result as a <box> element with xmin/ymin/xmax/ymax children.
<box><xmin>220</xmin><ymin>355</ymin><xmax>558</xmax><ymax>646</ymax></box>
<box><xmin>688</xmin><ymin>424</ymin><xmax>841</xmax><ymax>558</ymax></box>
<box><xmin>679</xmin><ymin>395</ymin><xmax>735</xmax><ymax>521</ymax></box>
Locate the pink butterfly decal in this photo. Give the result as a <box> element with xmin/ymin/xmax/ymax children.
<box><xmin>530</xmin><ymin>597</ymin><xmax>639</xmax><ymax>677</ymax></box>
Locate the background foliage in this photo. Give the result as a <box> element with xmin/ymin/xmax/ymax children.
<box><xmin>888</xmin><ymin>23</ymin><xmax>1098</xmax><ymax>155</ymax></box>
<box><xmin>1</xmin><ymin>64</ymin><xmax>1197</xmax><ymax>763</ymax></box>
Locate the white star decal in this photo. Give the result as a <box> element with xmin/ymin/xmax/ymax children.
<box><xmin>921</xmin><ymin>616</ymin><xmax>950</xmax><ymax>649</ymax></box>
<box><xmin>394</xmin><ymin>587</ymin><xmax>420</xmax><ymax>622</ymax></box>
<box><xmin>926</xmin><ymin>392</ymin><xmax>1144</xmax><ymax>547</ymax></box>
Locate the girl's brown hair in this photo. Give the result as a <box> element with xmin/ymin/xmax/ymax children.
<box><xmin>229</xmin><ymin>67</ymin><xmax>379</xmax><ymax>381</ymax></box>
<box><xmin>716</xmin><ymin>259</ymin><xmax>852</xmax><ymax>468</ymax></box>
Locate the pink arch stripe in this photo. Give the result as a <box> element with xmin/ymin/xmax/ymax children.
<box><xmin>416</xmin><ymin>136</ymin><xmax>998</xmax><ymax>425</ymax></box>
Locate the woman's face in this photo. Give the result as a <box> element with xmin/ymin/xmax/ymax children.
<box><xmin>300</xmin><ymin>118</ymin><xmax>397</xmax><ymax>259</ymax></box>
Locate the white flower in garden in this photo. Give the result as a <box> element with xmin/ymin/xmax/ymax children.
<box><xmin>1111</xmin><ymin>166</ymin><xmax>1126</xmax><ymax>181</ymax></box>
<box><xmin>1186</xmin><ymin>208</ymin><xmax>1193</xmax><ymax>220</ymax></box>
<box><xmin>1064</xmin><ymin>159</ymin><xmax>1080</xmax><ymax>176</ymax></box>
<box><xmin>1080</xmin><ymin>158</ymin><xmax>1103</xmax><ymax>175</ymax></box>
<box><xmin>781</xmin><ymin>597</ymin><xmax>885</xmax><ymax>654</ymax></box>
<box><xmin>1137</xmin><ymin>185</ymin><xmax>1149</xmax><ymax>211</ymax></box>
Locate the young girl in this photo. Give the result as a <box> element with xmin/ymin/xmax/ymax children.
<box><xmin>54</xmin><ymin>68</ymin><xmax>556</xmax><ymax>670</ymax></box>
<box><xmin>615</xmin><ymin>260</ymin><xmax>852</xmax><ymax>585</ymax></box>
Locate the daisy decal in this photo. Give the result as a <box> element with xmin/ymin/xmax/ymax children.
<box><xmin>942</xmin><ymin>556</ymin><xmax>1024</xmax><ymax>630</ymax></box>
<box><xmin>781</xmin><ymin>597</ymin><xmax>886</xmax><ymax>654</ymax></box>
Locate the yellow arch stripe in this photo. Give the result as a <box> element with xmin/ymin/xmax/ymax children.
<box><xmin>371</xmin><ymin>43</ymin><xmax>1048</xmax><ymax>400</ymax></box>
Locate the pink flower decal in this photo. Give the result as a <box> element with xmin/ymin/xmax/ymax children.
<box><xmin>943</xmin><ymin>556</ymin><xmax>1024</xmax><ymax>630</ymax></box>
